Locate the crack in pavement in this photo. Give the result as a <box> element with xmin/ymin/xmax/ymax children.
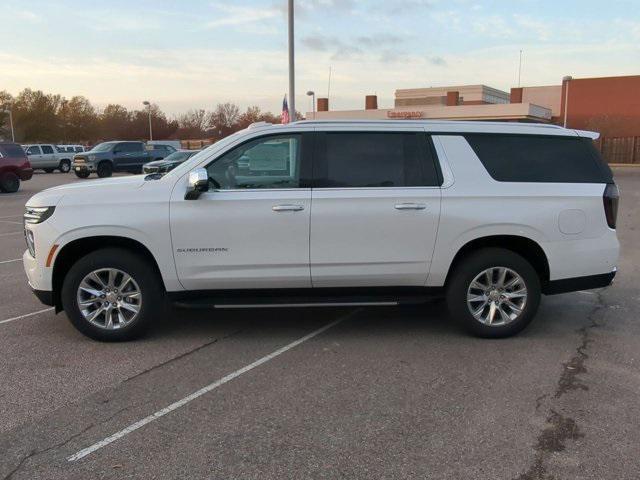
<box><xmin>515</xmin><ymin>291</ymin><xmax>609</xmax><ymax>480</ymax></box>
<box><xmin>1</xmin><ymin>330</ymin><xmax>248</xmax><ymax>479</ymax></box>
<box><xmin>1</xmin><ymin>405</ymin><xmax>134</xmax><ymax>480</ymax></box>
<box><xmin>123</xmin><ymin>328</ymin><xmax>245</xmax><ymax>384</ymax></box>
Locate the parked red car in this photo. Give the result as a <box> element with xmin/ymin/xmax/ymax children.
<box><xmin>0</xmin><ymin>142</ymin><xmax>33</xmax><ymax>193</ymax></box>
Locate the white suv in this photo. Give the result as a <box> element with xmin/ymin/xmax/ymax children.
<box><xmin>22</xmin><ymin>120</ymin><xmax>619</xmax><ymax>341</ymax></box>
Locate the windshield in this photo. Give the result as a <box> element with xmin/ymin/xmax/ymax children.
<box><xmin>90</xmin><ymin>142</ymin><xmax>114</xmax><ymax>152</ymax></box>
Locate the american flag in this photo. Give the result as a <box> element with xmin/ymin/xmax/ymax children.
<box><xmin>281</xmin><ymin>94</ymin><xmax>290</xmax><ymax>124</ymax></box>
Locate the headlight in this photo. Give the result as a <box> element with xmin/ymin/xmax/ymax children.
<box><xmin>24</xmin><ymin>206</ymin><xmax>55</xmax><ymax>225</ymax></box>
<box><xmin>25</xmin><ymin>229</ymin><xmax>35</xmax><ymax>258</ymax></box>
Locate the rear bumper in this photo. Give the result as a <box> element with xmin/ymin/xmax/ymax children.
<box><xmin>543</xmin><ymin>270</ymin><xmax>616</xmax><ymax>295</ymax></box>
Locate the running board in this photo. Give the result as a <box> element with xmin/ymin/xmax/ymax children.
<box><xmin>212</xmin><ymin>301</ymin><xmax>399</xmax><ymax>309</ymax></box>
<box><xmin>169</xmin><ymin>287</ymin><xmax>443</xmax><ymax>310</ymax></box>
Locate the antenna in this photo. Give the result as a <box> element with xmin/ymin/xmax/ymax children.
<box><xmin>518</xmin><ymin>50</ymin><xmax>523</xmax><ymax>87</ymax></box>
<box><xmin>327</xmin><ymin>66</ymin><xmax>332</xmax><ymax>100</ymax></box>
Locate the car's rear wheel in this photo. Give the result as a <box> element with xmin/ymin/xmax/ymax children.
<box><xmin>97</xmin><ymin>161</ymin><xmax>113</xmax><ymax>178</ymax></box>
<box><xmin>59</xmin><ymin>159</ymin><xmax>71</xmax><ymax>173</ymax></box>
<box><xmin>61</xmin><ymin>248</ymin><xmax>163</xmax><ymax>341</ymax></box>
<box><xmin>446</xmin><ymin>248</ymin><xmax>541</xmax><ymax>338</ymax></box>
<box><xmin>0</xmin><ymin>172</ymin><xmax>20</xmax><ymax>193</ymax></box>
<box><xmin>74</xmin><ymin>170</ymin><xmax>90</xmax><ymax>179</ymax></box>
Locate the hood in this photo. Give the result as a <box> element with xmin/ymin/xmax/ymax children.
<box><xmin>25</xmin><ymin>175</ymin><xmax>147</xmax><ymax>208</ymax></box>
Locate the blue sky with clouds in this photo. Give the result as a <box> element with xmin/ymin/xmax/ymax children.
<box><xmin>2</xmin><ymin>0</ymin><xmax>639</xmax><ymax>115</ymax></box>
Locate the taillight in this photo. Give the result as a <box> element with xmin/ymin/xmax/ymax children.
<box><xmin>603</xmin><ymin>183</ymin><xmax>619</xmax><ymax>229</ymax></box>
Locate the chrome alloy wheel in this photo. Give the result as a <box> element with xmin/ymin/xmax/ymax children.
<box><xmin>466</xmin><ymin>267</ymin><xmax>527</xmax><ymax>326</ymax></box>
<box><xmin>76</xmin><ymin>268</ymin><xmax>142</xmax><ymax>330</ymax></box>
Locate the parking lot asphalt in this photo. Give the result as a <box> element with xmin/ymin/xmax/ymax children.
<box><xmin>1</xmin><ymin>169</ymin><xmax>639</xmax><ymax>479</ymax></box>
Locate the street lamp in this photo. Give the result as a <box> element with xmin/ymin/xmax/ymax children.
<box><xmin>1</xmin><ymin>109</ymin><xmax>15</xmax><ymax>142</ymax></box>
<box><xmin>288</xmin><ymin>0</ymin><xmax>295</xmax><ymax>122</ymax></box>
<box><xmin>562</xmin><ymin>76</ymin><xmax>573</xmax><ymax>128</ymax></box>
<box><xmin>306</xmin><ymin>91</ymin><xmax>315</xmax><ymax>119</ymax></box>
<box><xmin>142</xmin><ymin>101</ymin><xmax>153</xmax><ymax>141</ymax></box>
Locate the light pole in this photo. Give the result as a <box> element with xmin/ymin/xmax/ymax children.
<box><xmin>306</xmin><ymin>91</ymin><xmax>315</xmax><ymax>119</ymax></box>
<box><xmin>562</xmin><ymin>76</ymin><xmax>572</xmax><ymax>128</ymax></box>
<box><xmin>288</xmin><ymin>0</ymin><xmax>295</xmax><ymax>122</ymax></box>
<box><xmin>142</xmin><ymin>101</ymin><xmax>153</xmax><ymax>141</ymax></box>
<box><xmin>1</xmin><ymin>109</ymin><xmax>15</xmax><ymax>142</ymax></box>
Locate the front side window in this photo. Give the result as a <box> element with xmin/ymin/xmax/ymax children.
<box><xmin>206</xmin><ymin>135</ymin><xmax>302</xmax><ymax>190</ymax></box>
<box><xmin>41</xmin><ymin>145</ymin><xmax>54</xmax><ymax>154</ymax></box>
<box><xmin>26</xmin><ymin>146</ymin><xmax>42</xmax><ymax>155</ymax></box>
<box><xmin>315</xmin><ymin>132</ymin><xmax>438</xmax><ymax>188</ymax></box>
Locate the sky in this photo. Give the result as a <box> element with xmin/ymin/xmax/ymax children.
<box><xmin>1</xmin><ymin>0</ymin><xmax>639</xmax><ymax>116</ymax></box>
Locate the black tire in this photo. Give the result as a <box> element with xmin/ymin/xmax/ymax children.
<box><xmin>44</xmin><ymin>168</ymin><xmax>54</xmax><ymax>173</ymax></box>
<box><xmin>97</xmin><ymin>161</ymin><xmax>113</xmax><ymax>178</ymax></box>
<box><xmin>59</xmin><ymin>159</ymin><xmax>71</xmax><ymax>173</ymax></box>
<box><xmin>75</xmin><ymin>170</ymin><xmax>90</xmax><ymax>179</ymax></box>
<box><xmin>61</xmin><ymin>248</ymin><xmax>163</xmax><ymax>341</ymax></box>
<box><xmin>0</xmin><ymin>172</ymin><xmax>20</xmax><ymax>193</ymax></box>
<box><xmin>446</xmin><ymin>248</ymin><xmax>541</xmax><ymax>338</ymax></box>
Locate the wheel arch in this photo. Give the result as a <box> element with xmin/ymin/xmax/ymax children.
<box><xmin>52</xmin><ymin>236</ymin><xmax>166</xmax><ymax>311</ymax></box>
<box><xmin>444</xmin><ymin>235</ymin><xmax>550</xmax><ymax>289</ymax></box>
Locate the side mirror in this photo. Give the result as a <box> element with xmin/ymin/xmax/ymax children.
<box><xmin>184</xmin><ymin>168</ymin><xmax>209</xmax><ymax>200</ymax></box>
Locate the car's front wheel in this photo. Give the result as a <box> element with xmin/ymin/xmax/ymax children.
<box><xmin>61</xmin><ymin>248</ymin><xmax>163</xmax><ymax>341</ymax></box>
<box><xmin>97</xmin><ymin>161</ymin><xmax>113</xmax><ymax>178</ymax></box>
<box><xmin>446</xmin><ymin>248</ymin><xmax>541</xmax><ymax>338</ymax></box>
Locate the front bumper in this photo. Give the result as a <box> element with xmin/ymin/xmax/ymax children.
<box><xmin>72</xmin><ymin>162</ymin><xmax>96</xmax><ymax>173</ymax></box>
<box><xmin>32</xmin><ymin>288</ymin><xmax>54</xmax><ymax>306</ymax></box>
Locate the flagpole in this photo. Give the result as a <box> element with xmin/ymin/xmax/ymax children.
<box><xmin>288</xmin><ymin>0</ymin><xmax>295</xmax><ymax>122</ymax></box>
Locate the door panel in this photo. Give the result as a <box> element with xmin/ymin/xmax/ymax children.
<box><xmin>310</xmin><ymin>188</ymin><xmax>440</xmax><ymax>286</ymax></box>
<box><xmin>310</xmin><ymin>130</ymin><xmax>442</xmax><ymax>287</ymax></box>
<box><xmin>170</xmin><ymin>189</ymin><xmax>311</xmax><ymax>290</ymax></box>
<box><xmin>170</xmin><ymin>131</ymin><xmax>314</xmax><ymax>291</ymax></box>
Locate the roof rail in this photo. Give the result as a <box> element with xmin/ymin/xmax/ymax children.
<box><xmin>247</xmin><ymin>121</ymin><xmax>273</xmax><ymax>129</ymax></box>
<box><xmin>294</xmin><ymin>119</ymin><xmax>566</xmax><ymax>129</ymax></box>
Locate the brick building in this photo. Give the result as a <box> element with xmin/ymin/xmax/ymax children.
<box><xmin>309</xmin><ymin>75</ymin><xmax>640</xmax><ymax>163</ymax></box>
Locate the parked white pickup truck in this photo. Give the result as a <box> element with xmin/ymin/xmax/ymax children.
<box><xmin>23</xmin><ymin>144</ymin><xmax>74</xmax><ymax>173</ymax></box>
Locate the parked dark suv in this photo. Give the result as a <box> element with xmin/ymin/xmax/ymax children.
<box><xmin>72</xmin><ymin>141</ymin><xmax>175</xmax><ymax>178</ymax></box>
<box><xmin>0</xmin><ymin>142</ymin><xmax>33</xmax><ymax>193</ymax></box>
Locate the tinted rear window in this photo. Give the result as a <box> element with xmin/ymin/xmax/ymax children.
<box><xmin>316</xmin><ymin>132</ymin><xmax>440</xmax><ymax>188</ymax></box>
<box><xmin>465</xmin><ymin>134</ymin><xmax>613</xmax><ymax>183</ymax></box>
<box><xmin>0</xmin><ymin>144</ymin><xmax>26</xmax><ymax>157</ymax></box>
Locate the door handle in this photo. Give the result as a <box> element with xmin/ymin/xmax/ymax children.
<box><xmin>272</xmin><ymin>204</ymin><xmax>305</xmax><ymax>212</ymax></box>
<box><xmin>395</xmin><ymin>203</ymin><xmax>427</xmax><ymax>210</ymax></box>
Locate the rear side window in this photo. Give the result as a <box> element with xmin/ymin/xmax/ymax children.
<box><xmin>315</xmin><ymin>132</ymin><xmax>440</xmax><ymax>188</ymax></box>
<box><xmin>119</xmin><ymin>142</ymin><xmax>143</xmax><ymax>153</ymax></box>
<box><xmin>465</xmin><ymin>134</ymin><xmax>613</xmax><ymax>183</ymax></box>
<box><xmin>41</xmin><ymin>145</ymin><xmax>54</xmax><ymax>154</ymax></box>
<box><xmin>1</xmin><ymin>144</ymin><xmax>26</xmax><ymax>157</ymax></box>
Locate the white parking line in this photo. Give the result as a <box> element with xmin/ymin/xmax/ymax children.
<box><xmin>0</xmin><ymin>214</ymin><xmax>22</xmax><ymax>219</ymax></box>
<box><xmin>0</xmin><ymin>307</ymin><xmax>55</xmax><ymax>325</ymax></box>
<box><xmin>0</xmin><ymin>220</ymin><xmax>22</xmax><ymax>225</ymax></box>
<box><xmin>0</xmin><ymin>231</ymin><xmax>22</xmax><ymax>237</ymax></box>
<box><xmin>0</xmin><ymin>258</ymin><xmax>21</xmax><ymax>265</ymax></box>
<box><xmin>68</xmin><ymin>312</ymin><xmax>355</xmax><ymax>462</ymax></box>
